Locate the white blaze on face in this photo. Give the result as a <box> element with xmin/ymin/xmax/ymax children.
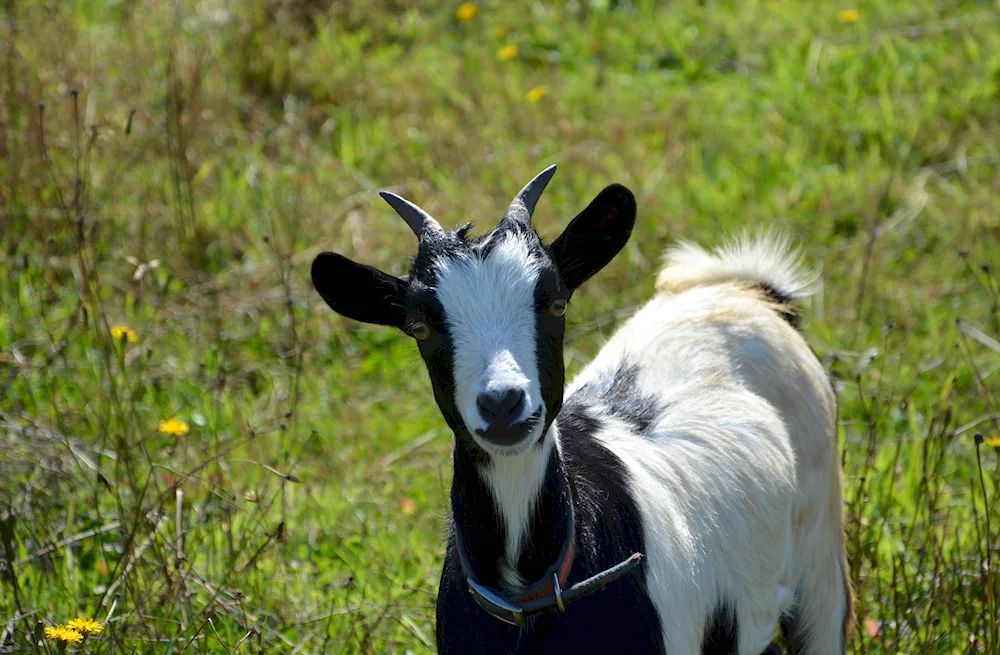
<box><xmin>434</xmin><ymin>232</ymin><xmax>546</xmax><ymax>455</ymax></box>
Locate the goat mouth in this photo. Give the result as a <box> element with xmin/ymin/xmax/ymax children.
<box><xmin>474</xmin><ymin>408</ymin><xmax>543</xmax><ymax>450</ymax></box>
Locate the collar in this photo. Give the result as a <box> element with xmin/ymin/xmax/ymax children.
<box><xmin>453</xmin><ymin>482</ymin><xmax>644</xmax><ymax>627</ymax></box>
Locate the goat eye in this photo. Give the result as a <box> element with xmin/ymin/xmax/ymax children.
<box><xmin>409</xmin><ymin>321</ymin><xmax>431</xmax><ymax>340</ymax></box>
<box><xmin>548</xmin><ymin>299</ymin><xmax>568</xmax><ymax>317</ymax></box>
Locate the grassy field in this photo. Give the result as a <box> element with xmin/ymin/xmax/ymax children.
<box><xmin>2</xmin><ymin>0</ymin><xmax>1000</xmax><ymax>652</ymax></box>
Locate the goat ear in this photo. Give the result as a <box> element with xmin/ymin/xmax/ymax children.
<box><xmin>311</xmin><ymin>252</ymin><xmax>408</xmax><ymax>328</ymax></box>
<box><xmin>551</xmin><ymin>184</ymin><xmax>636</xmax><ymax>290</ymax></box>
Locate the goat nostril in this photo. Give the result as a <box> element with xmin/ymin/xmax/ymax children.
<box><xmin>476</xmin><ymin>389</ymin><xmax>526</xmax><ymax>424</ymax></box>
<box><xmin>476</xmin><ymin>393</ymin><xmax>499</xmax><ymax>421</ymax></box>
<box><xmin>500</xmin><ymin>389</ymin><xmax>525</xmax><ymax>420</ymax></box>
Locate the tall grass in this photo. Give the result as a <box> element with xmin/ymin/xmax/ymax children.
<box><xmin>1</xmin><ymin>0</ymin><xmax>999</xmax><ymax>652</ymax></box>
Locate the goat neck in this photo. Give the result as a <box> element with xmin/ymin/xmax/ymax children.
<box><xmin>449</xmin><ymin>423</ymin><xmax>573</xmax><ymax>591</ymax></box>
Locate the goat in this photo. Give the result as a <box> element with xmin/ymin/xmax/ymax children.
<box><xmin>311</xmin><ymin>166</ymin><xmax>852</xmax><ymax>654</ymax></box>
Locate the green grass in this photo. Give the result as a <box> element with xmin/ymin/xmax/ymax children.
<box><xmin>2</xmin><ymin>0</ymin><xmax>999</xmax><ymax>652</ymax></box>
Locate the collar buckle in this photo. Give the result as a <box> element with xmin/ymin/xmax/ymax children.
<box><xmin>552</xmin><ymin>573</ymin><xmax>566</xmax><ymax>613</ymax></box>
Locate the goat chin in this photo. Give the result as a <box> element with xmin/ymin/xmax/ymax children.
<box><xmin>467</xmin><ymin>413</ymin><xmax>546</xmax><ymax>458</ymax></box>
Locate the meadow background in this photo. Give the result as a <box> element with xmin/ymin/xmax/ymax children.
<box><xmin>2</xmin><ymin>0</ymin><xmax>1000</xmax><ymax>652</ymax></box>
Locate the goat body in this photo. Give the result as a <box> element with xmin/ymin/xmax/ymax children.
<box><xmin>312</xmin><ymin>168</ymin><xmax>851</xmax><ymax>654</ymax></box>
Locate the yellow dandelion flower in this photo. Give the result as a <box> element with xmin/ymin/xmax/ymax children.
<box><xmin>526</xmin><ymin>85</ymin><xmax>547</xmax><ymax>103</ymax></box>
<box><xmin>158</xmin><ymin>418</ymin><xmax>190</xmax><ymax>436</ymax></box>
<box><xmin>497</xmin><ymin>45</ymin><xmax>518</xmax><ymax>61</ymax></box>
<box><xmin>837</xmin><ymin>9</ymin><xmax>860</xmax><ymax>23</ymax></box>
<box><xmin>61</xmin><ymin>628</ymin><xmax>84</xmax><ymax>644</ymax></box>
<box><xmin>110</xmin><ymin>324</ymin><xmax>139</xmax><ymax>344</ymax></box>
<box><xmin>45</xmin><ymin>626</ymin><xmax>84</xmax><ymax>643</ymax></box>
<box><xmin>67</xmin><ymin>617</ymin><xmax>104</xmax><ymax>635</ymax></box>
<box><xmin>985</xmin><ymin>436</ymin><xmax>1000</xmax><ymax>448</ymax></box>
<box><xmin>455</xmin><ymin>2</ymin><xmax>477</xmax><ymax>22</ymax></box>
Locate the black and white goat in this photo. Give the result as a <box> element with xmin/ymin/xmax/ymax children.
<box><xmin>312</xmin><ymin>167</ymin><xmax>852</xmax><ymax>654</ymax></box>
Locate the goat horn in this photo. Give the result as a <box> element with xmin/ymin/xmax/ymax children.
<box><xmin>379</xmin><ymin>191</ymin><xmax>446</xmax><ymax>240</ymax></box>
<box><xmin>505</xmin><ymin>164</ymin><xmax>557</xmax><ymax>224</ymax></box>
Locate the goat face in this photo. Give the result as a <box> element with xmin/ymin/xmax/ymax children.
<box><xmin>312</xmin><ymin>168</ymin><xmax>636</xmax><ymax>457</ymax></box>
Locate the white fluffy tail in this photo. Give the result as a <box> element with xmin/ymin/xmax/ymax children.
<box><xmin>655</xmin><ymin>232</ymin><xmax>816</xmax><ymax>326</ymax></box>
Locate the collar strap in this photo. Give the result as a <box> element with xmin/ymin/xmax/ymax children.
<box><xmin>453</xmin><ymin>487</ymin><xmax>643</xmax><ymax>627</ymax></box>
<box><xmin>466</xmin><ymin>551</ymin><xmax>644</xmax><ymax>627</ymax></box>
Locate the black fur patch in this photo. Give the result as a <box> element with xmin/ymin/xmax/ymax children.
<box><xmin>701</xmin><ymin>602</ymin><xmax>739</xmax><ymax>654</ymax></box>
<box><xmin>513</xmin><ymin>448</ymin><xmax>571</xmax><ymax>583</ymax></box>
<box><xmin>554</xmin><ymin>405</ymin><xmax>602</xmax><ymax>441</ymax></box>
<box><xmin>533</xmin><ymin>262</ymin><xmax>568</xmax><ymax>437</ymax></box>
<box><xmin>447</xmin><ymin>438</ymin><xmax>507</xmax><ymax>587</ymax></box>
<box><xmin>754</xmin><ymin>282</ymin><xmax>800</xmax><ymax>329</ymax></box>
<box><xmin>565</xmin><ymin>363</ymin><xmax>659</xmax><ymax>434</ymax></box>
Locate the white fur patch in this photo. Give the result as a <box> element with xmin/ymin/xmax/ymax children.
<box><xmin>482</xmin><ymin>430</ymin><xmax>556</xmax><ymax>588</ymax></box>
<box><xmin>434</xmin><ymin>231</ymin><xmax>546</xmax><ymax>452</ymax></box>
<box><xmin>435</xmin><ymin>231</ymin><xmax>551</xmax><ymax>581</ymax></box>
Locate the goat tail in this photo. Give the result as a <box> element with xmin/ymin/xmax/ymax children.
<box><xmin>654</xmin><ymin>231</ymin><xmax>817</xmax><ymax>328</ymax></box>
